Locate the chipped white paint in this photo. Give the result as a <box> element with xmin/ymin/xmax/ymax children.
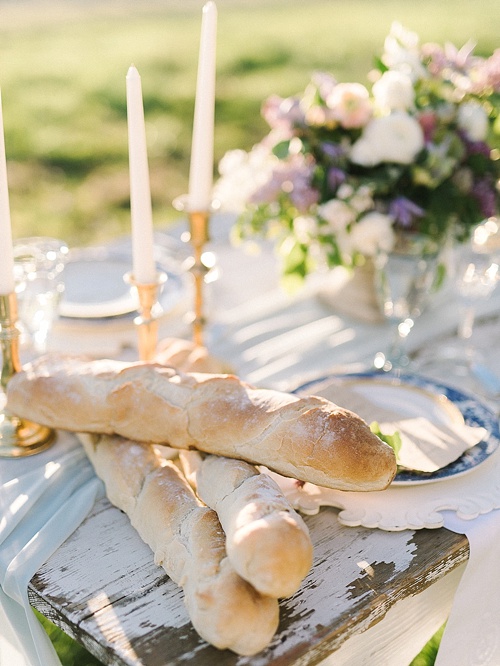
<box><xmin>30</xmin><ymin>498</ymin><xmax>467</xmax><ymax>666</ymax></box>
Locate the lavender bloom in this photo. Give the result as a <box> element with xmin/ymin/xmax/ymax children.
<box><xmin>459</xmin><ymin>130</ymin><xmax>492</xmax><ymax>158</ymax></box>
<box><xmin>421</xmin><ymin>43</ymin><xmax>448</xmax><ymax>76</ymax></box>
<box><xmin>311</xmin><ymin>71</ymin><xmax>337</xmax><ymax>101</ymax></box>
<box><xmin>327</xmin><ymin>167</ymin><xmax>347</xmax><ymax>191</ymax></box>
<box><xmin>261</xmin><ymin>94</ymin><xmax>305</xmax><ymax>133</ymax></box>
<box><xmin>389</xmin><ymin>196</ymin><xmax>425</xmax><ymax>228</ymax></box>
<box><xmin>472</xmin><ymin>49</ymin><xmax>500</xmax><ymax>93</ymax></box>
<box><xmin>249</xmin><ymin>156</ymin><xmax>319</xmax><ymax>212</ymax></box>
<box><xmin>321</xmin><ymin>141</ymin><xmax>346</xmax><ymax>161</ymax></box>
<box><xmin>290</xmin><ymin>181</ymin><xmax>320</xmax><ymax>210</ymax></box>
<box><xmin>472</xmin><ymin>178</ymin><xmax>498</xmax><ymax>218</ymax></box>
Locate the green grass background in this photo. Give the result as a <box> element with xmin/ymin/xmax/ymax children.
<box><xmin>2</xmin><ymin>0</ymin><xmax>500</xmax><ymax>248</ymax></box>
<box><xmin>3</xmin><ymin>0</ymin><xmax>497</xmax><ymax>663</ymax></box>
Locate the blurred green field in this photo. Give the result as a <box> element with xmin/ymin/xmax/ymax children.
<box><xmin>3</xmin><ymin>2</ymin><xmax>497</xmax><ymax>664</ymax></box>
<box><xmin>1</xmin><ymin>0</ymin><xmax>500</xmax><ymax>248</ymax></box>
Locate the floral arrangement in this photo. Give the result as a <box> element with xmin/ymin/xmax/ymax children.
<box><xmin>214</xmin><ymin>23</ymin><xmax>500</xmax><ymax>286</ymax></box>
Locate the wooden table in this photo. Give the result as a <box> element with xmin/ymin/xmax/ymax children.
<box><xmin>22</xmin><ymin>223</ymin><xmax>500</xmax><ymax>665</ymax></box>
<box><xmin>28</xmin><ymin>494</ymin><xmax>468</xmax><ymax>666</ymax></box>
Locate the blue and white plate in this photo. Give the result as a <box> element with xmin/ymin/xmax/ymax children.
<box><xmin>294</xmin><ymin>371</ymin><xmax>500</xmax><ymax>485</ymax></box>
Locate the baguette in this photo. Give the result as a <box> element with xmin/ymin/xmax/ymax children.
<box><xmin>155</xmin><ymin>336</ymin><xmax>232</xmax><ymax>374</ymax></box>
<box><xmin>7</xmin><ymin>354</ymin><xmax>397</xmax><ymax>491</ymax></box>
<box><xmin>79</xmin><ymin>433</ymin><xmax>279</xmax><ymax>655</ymax></box>
<box><xmin>180</xmin><ymin>451</ymin><xmax>313</xmax><ymax>598</ymax></box>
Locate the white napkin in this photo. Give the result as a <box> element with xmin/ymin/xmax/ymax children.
<box><xmin>0</xmin><ymin>432</ymin><xmax>104</xmax><ymax>666</ymax></box>
<box><xmin>382</xmin><ymin>416</ymin><xmax>486</xmax><ymax>472</ymax></box>
<box><xmin>310</xmin><ymin>381</ymin><xmax>487</xmax><ymax>473</ymax></box>
<box><xmin>436</xmin><ymin>510</ymin><xmax>500</xmax><ymax>666</ymax></box>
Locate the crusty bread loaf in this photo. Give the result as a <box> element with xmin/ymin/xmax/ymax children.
<box><xmin>79</xmin><ymin>433</ymin><xmax>279</xmax><ymax>655</ymax></box>
<box><xmin>7</xmin><ymin>354</ymin><xmax>397</xmax><ymax>491</ymax></box>
<box><xmin>180</xmin><ymin>451</ymin><xmax>313</xmax><ymax>598</ymax></box>
<box><xmin>155</xmin><ymin>336</ymin><xmax>232</xmax><ymax>374</ymax></box>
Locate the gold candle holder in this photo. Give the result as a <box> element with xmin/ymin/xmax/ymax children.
<box><xmin>188</xmin><ymin>210</ymin><xmax>210</xmax><ymax>347</ymax></box>
<box><xmin>0</xmin><ymin>292</ymin><xmax>55</xmax><ymax>457</ymax></box>
<box><xmin>173</xmin><ymin>194</ymin><xmax>216</xmax><ymax>348</ymax></box>
<box><xmin>124</xmin><ymin>272</ymin><xmax>167</xmax><ymax>361</ymax></box>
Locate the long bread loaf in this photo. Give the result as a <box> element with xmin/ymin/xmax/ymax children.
<box><xmin>180</xmin><ymin>450</ymin><xmax>313</xmax><ymax>598</ymax></box>
<box><xmin>78</xmin><ymin>433</ymin><xmax>279</xmax><ymax>655</ymax></box>
<box><xmin>7</xmin><ymin>354</ymin><xmax>397</xmax><ymax>491</ymax></box>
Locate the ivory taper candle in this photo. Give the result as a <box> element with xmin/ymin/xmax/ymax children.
<box><xmin>188</xmin><ymin>1</ymin><xmax>217</xmax><ymax>212</ymax></box>
<box><xmin>126</xmin><ymin>65</ymin><xmax>156</xmax><ymax>284</ymax></box>
<box><xmin>0</xmin><ymin>89</ymin><xmax>14</xmax><ymax>295</ymax></box>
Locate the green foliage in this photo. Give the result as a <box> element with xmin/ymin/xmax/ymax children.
<box><xmin>370</xmin><ymin>422</ymin><xmax>403</xmax><ymax>459</ymax></box>
<box><xmin>34</xmin><ymin>611</ymin><xmax>102</xmax><ymax>666</ymax></box>
<box><xmin>410</xmin><ymin>624</ymin><xmax>446</xmax><ymax>665</ymax></box>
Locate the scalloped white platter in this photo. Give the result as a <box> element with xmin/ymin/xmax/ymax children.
<box><xmin>270</xmin><ymin>372</ymin><xmax>500</xmax><ymax>531</ymax></box>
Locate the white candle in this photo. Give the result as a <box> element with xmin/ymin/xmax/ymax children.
<box><xmin>0</xmin><ymin>89</ymin><xmax>14</xmax><ymax>295</ymax></box>
<box><xmin>188</xmin><ymin>0</ymin><xmax>217</xmax><ymax>212</ymax></box>
<box><xmin>126</xmin><ymin>65</ymin><xmax>156</xmax><ymax>284</ymax></box>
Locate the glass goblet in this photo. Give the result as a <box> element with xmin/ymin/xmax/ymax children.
<box><xmin>373</xmin><ymin>233</ymin><xmax>441</xmax><ymax>373</ymax></box>
<box><xmin>416</xmin><ymin>218</ymin><xmax>500</xmax><ymax>392</ymax></box>
<box><xmin>13</xmin><ymin>237</ymin><xmax>69</xmax><ymax>355</ymax></box>
<box><xmin>455</xmin><ymin>218</ymin><xmax>499</xmax><ymax>344</ymax></box>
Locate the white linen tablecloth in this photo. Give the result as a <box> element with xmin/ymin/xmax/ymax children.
<box><xmin>1</xmin><ymin>215</ymin><xmax>500</xmax><ymax>665</ymax></box>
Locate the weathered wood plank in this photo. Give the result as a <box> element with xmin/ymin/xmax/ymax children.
<box><xmin>28</xmin><ymin>497</ymin><xmax>468</xmax><ymax>666</ymax></box>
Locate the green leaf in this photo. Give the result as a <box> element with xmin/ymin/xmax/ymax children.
<box><xmin>272</xmin><ymin>140</ymin><xmax>292</xmax><ymax>159</ymax></box>
<box><xmin>370</xmin><ymin>422</ymin><xmax>402</xmax><ymax>459</ymax></box>
<box><xmin>432</xmin><ymin>262</ymin><xmax>447</xmax><ymax>292</ymax></box>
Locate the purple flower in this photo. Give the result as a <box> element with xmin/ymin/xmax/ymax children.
<box><xmin>389</xmin><ymin>196</ymin><xmax>425</xmax><ymax>228</ymax></box>
<box><xmin>311</xmin><ymin>71</ymin><xmax>337</xmax><ymax>101</ymax></box>
<box><xmin>327</xmin><ymin>167</ymin><xmax>347</xmax><ymax>191</ymax></box>
<box><xmin>473</xmin><ymin>49</ymin><xmax>500</xmax><ymax>93</ymax></box>
<box><xmin>458</xmin><ymin>130</ymin><xmax>491</xmax><ymax>158</ymax></box>
<box><xmin>249</xmin><ymin>156</ymin><xmax>319</xmax><ymax>212</ymax></box>
<box><xmin>472</xmin><ymin>178</ymin><xmax>498</xmax><ymax>218</ymax></box>
<box><xmin>320</xmin><ymin>141</ymin><xmax>347</xmax><ymax>162</ymax></box>
<box><xmin>261</xmin><ymin>94</ymin><xmax>304</xmax><ymax>132</ymax></box>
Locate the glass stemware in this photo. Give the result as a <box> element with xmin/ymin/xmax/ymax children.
<box><xmin>416</xmin><ymin>218</ymin><xmax>500</xmax><ymax>390</ymax></box>
<box><xmin>373</xmin><ymin>233</ymin><xmax>441</xmax><ymax>373</ymax></box>
<box><xmin>13</xmin><ymin>237</ymin><xmax>68</xmax><ymax>355</ymax></box>
<box><xmin>455</xmin><ymin>218</ymin><xmax>499</xmax><ymax>346</ymax></box>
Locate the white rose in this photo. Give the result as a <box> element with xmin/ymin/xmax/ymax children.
<box><xmin>317</xmin><ymin>199</ymin><xmax>357</xmax><ymax>232</ymax></box>
<box><xmin>457</xmin><ymin>102</ymin><xmax>489</xmax><ymax>142</ymax></box>
<box><xmin>350</xmin><ymin>112</ymin><xmax>424</xmax><ymax>166</ymax></box>
<box><xmin>349</xmin><ymin>185</ymin><xmax>374</xmax><ymax>213</ymax></box>
<box><xmin>349</xmin><ymin>212</ymin><xmax>395</xmax><ymax>257</ymax></box>
<box><xmin>214</xmin><ymin>146</ymin><xmax>277</xmax><ymax>212</ymax></box>
<box><xmin>372</xmin><ymin>70</ymin><xmax>415</xmax><ymax>111</ymax></box>
<box><xmin>326</xmin><ymin>82</ymin><xmax>373</xmax><ymax>128</ymax></box>
<box><xmin>382</xmin><ymin>22</ymin><xmax>427</xmax><ymax>81</ymax></box>
<box><xmin>293</xmin><ymin>215</ymin><xmax>317</xmax><ymax>243</ymax></box>
<box><xmin>348</xmin><ymin>137</ymin><xmax>378</xmax><ymax>167</ymax></box>
<box><xmin>336</xmin><ymin>183</ymin><xmax>354</xmax><ymax>200</ymax></box>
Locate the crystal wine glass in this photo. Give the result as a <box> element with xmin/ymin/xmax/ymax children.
<box><xmin>455</xmin><ymin>218</ymin><xmax>499</xmax><ymax>344</ymax></box>
<box><xmin>416</xmin><ymin>218</ymin><xmax>500</xmax><ymax>397</ymax></box>
<box><xmin>416</xmin><ymin>218</ymin><xmax>500</xmax><ymax>388</ymax></box>
<box><xmin>373</xmin><ymin>233</ymin><xmax>441</xmax><ymax>373</ymax></box>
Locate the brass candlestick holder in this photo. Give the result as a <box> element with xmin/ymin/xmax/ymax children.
<box><xmin>188</xmin><ymin>210</ymin><xmax>210</xmax><ymax>347</ymax></box>
<box><xmin>173</xmin><ymin>195</ymin><xmax>218</xmax><ymax>347</ymax></box>
<box><xmin>0</xmin><ymin>292</ymin><xmax>55</xmax><ymax>457</ymax></box>
<box><xmin>124</xmin><ymin>272</ymin><xmax>167</xmax><ymax>361</ymax></box>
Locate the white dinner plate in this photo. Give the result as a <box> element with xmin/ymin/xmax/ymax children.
<box><xmin>60</xmin><ymin>256</ymin><xmax>138</xmax><ymax>318</ymax></box>
<box><xmin>294</xmin><ymin>372</ymin><xmax>500</xmax><ymax>485</ymax></box>
<box><xmin>59</xmin><ymin>248</ymin><xmax>185</xmax><ymax>321</ymax></box>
